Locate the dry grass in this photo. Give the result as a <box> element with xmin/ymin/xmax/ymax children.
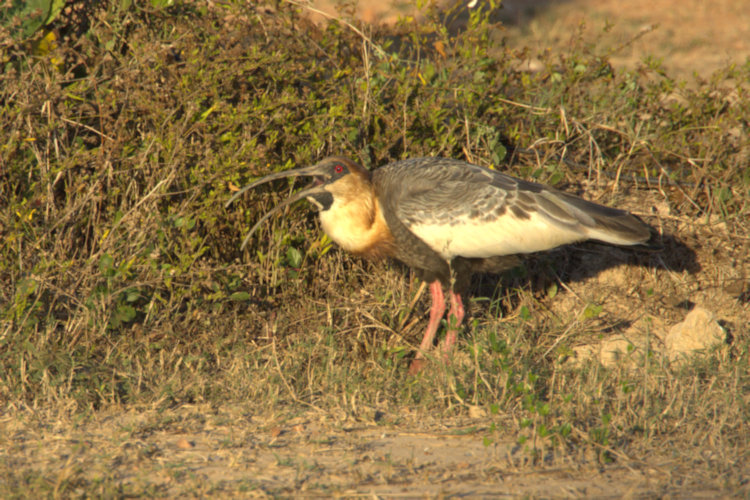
<box><xmin>0</xmin><ymin>0</ymin><xmax>748</xmax><ymax>496</ymax></box>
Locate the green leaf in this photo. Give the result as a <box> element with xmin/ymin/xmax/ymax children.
<box><xmin>229</xmin><ymin>291</ymin><xmax>251</xmax><ymax>301</ymax></box>
<box><xmin>286</xmin><ymin>247</ymin><xmax>302</xmax><ymax>268</ymax></box>
<box><xmin>17</xmin><ymin>278</ymin><xmax>38</xmax><ymax>298</ymax></box>
<box><xmin>491</xmin><ymin>142</ymin><xmax>507</xmax><ymax>164</ymax></box>
<box><xmin>520</xmin><ymin>305</ymin><xmax>531</xmax><ymax>321</ymax></box>
<box><xmin>0</xmin><ymin>0</ymin><xmax>66</xmax><ymax>40</ymax></box>
<box><xmin>99</xmin><ymin>254</ymin><xmax>114</xmax><ymax>274</ymax></box>
<box><xmin>582</xmin><ymin>303</ymin><xmax>603</xmax><ymax>319</ymax></box>
<box><xmin>111</xmin><ymin>304</ymin><xmax>136</xmax><ymax>328</ymax></box>
<box><xmin>150</xmin><ymin>0</ymin><xmax>174</xmax><ymax>9</ymax></box>
<box><xmin>547</xmin><ymin>170</ymin><xmax>564</xmax><ymax>186</ymax></box>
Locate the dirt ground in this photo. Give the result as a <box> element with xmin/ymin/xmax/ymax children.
<box><xmin>2</xmin><ymin>404</ymin><xmax>738</xmax><ymax>497</ymax></box>
<box><xmin>2</xmin><ymin>1</ymin><xmax>748</xmax><ymax>497</ymax></box>
<box><xmin>497</xmin><ymin>0</ymin><xmax>750</xmax><ymax>79</ymax></box>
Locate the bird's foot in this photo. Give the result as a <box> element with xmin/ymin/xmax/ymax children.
<box><xmin>408</xmin><ymin>357</ymin><xmax>427</xmax><ymax>375</ymax></box>
<box><xmin>439</xmin><ymin>344</ymin><xmax>454</xmax><ymax>364</ymax></box>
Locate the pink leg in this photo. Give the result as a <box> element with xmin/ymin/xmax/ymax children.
<box><xmin>408</xmin><ymin>281</ymin><xmax>445</xmax><ymax>375</ymax></box>
<box><xmin>440</xmin><ymin>291</ymin><xmax>465</xmax><ymax>359</ymax></box>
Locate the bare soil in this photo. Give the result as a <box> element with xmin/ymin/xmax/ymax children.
<box><xmin>3</xmin><ymin>404</ymin><xmax>743</xmax><ymax>497</ymax></box>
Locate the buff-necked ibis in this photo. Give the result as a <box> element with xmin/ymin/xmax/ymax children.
<box><xmin>226</xmin><ymin>156</ymin><xmax>651</xmax><ymax>374</ymax></box>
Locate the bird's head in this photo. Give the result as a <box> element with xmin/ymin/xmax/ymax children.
<box><xmin>226</xmin><ymin>156</ymin><xmax>371</xmax><ymax>249</ymax></box>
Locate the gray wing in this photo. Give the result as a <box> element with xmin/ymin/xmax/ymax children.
<box><xmin>374</xmin><ymin>157</ymin><xmax>650</xmax><ymax>259</ymax></box>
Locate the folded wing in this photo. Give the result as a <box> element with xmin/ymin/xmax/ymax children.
<box><xmin>376</xmin><ymin>158</ymin><xmax>650</xmax><ymax>260</ymax></box>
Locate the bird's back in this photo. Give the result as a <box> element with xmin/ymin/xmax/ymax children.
<box><xmin>373</xmin><ymin>157</ymin><xmax>650</xmax><ymax>261</ymax></box>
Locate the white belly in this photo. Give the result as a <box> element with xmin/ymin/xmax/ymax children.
<box><xmin>408</xmin><ymin>212</ymin><xmax>585</xmax><ymax>259</ymax></box>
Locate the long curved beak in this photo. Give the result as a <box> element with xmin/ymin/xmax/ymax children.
<box><xmin>225</xmin><ymin>164</ymin><xmax>329</xmax><ymax>250</ymax></box>
<box><xmin>225</xmin><ymin>164</ymin><xmax>328</xmax><ymax>208</ymax></box>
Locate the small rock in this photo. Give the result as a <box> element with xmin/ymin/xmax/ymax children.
<box><xmin>468</xmin><ymin>405</ymin><xmax>486</xmax><ymax>419</ymax></box>
<box><xmin>518</xmin><ymin>58</ymin><xmax>544</xmax><ymax>73</ymax></box>
<box><xmin>571</xmin><ymin>335</ymin><xmax>641</xmax><ymax>368</ymax></box>
<box><xmin>176</xmin><ymin>438</ymin><xmax>194</xmax><ymax>449</ymax></box>
<box><xmin>664</xmin><ymin>308</ymin><xmax>725</xmax><ymax>361</ymax></box>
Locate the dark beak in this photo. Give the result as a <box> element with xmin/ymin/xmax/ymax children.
<box><xmin>225</xmin><ymin>164</ymin><xmax>330</xmax><ymax>250</ymax></box>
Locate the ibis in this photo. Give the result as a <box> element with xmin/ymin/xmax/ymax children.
<box><xmin>226</xmin><ymin>156</ymin><xmax>651</xmax><ymax>373</ymax></box>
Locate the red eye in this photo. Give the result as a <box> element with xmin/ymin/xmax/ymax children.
<box><xmin>334</xmin><ymin>164</ymin><xmax>344</xmax><ymax>173</ymax></box>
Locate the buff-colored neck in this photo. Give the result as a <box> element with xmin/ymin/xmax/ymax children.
<box><xmin>318</xmin><ymin>174</ymin><xmax>395</xmax><ymax>259</ymax></box>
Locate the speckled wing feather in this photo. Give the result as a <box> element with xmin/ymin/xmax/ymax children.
<box><xmin>373</xmin><ymin>158</ymin><xmax>650</xmax><ymax>260</ymax></box>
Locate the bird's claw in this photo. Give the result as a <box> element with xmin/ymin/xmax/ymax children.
<box><xmin>408</xmin><ymin>358</ymin><xmax>427</xmax><ymax>375</ymax></box>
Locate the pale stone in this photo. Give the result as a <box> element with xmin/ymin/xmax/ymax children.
<box><xmin>570</xmin><ymin>335</ymin><xmax>644</xmax><ymax>368</ymax></box>
<box><xmin>664</xmin><ymin>308</ymin><xmax>725</xmax><ymax>361</ymax></box>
